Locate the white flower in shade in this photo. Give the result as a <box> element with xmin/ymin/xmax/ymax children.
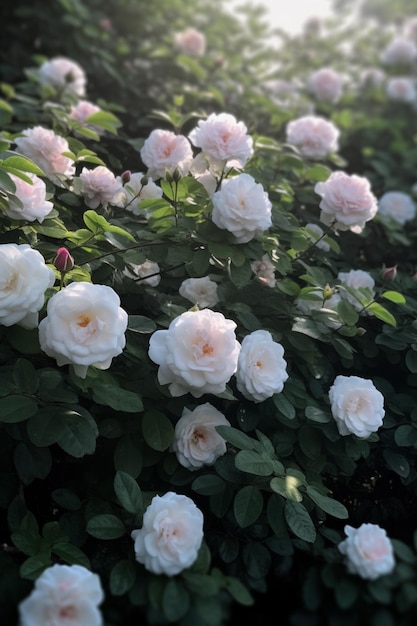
<box><xmin>328</xmin><ymin>374</ymin><xmax>385</xmax><ymax>438</ymax></box>
<box><xmin>5</xmin><ymin>172</ymin><xmax>53</xmax><ymax>223</ymax></box>
<box><xmin>386</xmin><ymin>76</ymin><xmax>417</xmax><ymax>102</ymax></box>
<box><xmin>338</xmin><ymin>524</ymin><xmax>395</xmax><ymax>580</ymax></box>
<box><xmin>188</xmin><ymin>113</ymin><xmax>254</xmax><ymax>170</ymax></box>
<box><xmin>14</xmin><ymin>126</ymin><xmax>76</xmax><ymax>187</ymax></box>
<box><xmin>0</xmin><ymin>244</ymin><xmax>55</xmax><ymax>329</ymax></box>
<box><xmin>148</xmin><ymin>308</ymin><xmax>241</xmax><ymax>398</ymax></box>
<box><xmin>189</xmin><ymin>154</ymin><xmax>218</xmax><ymax>195</ymax></box>
<box><xmin>235</xmin><ymin>329</ymin><xmax>288</xmax><ymax>403</ymax></box>
<box><xmin>405</xmin><ymin>16</ymin><xmax>417</xmax><ymax>41</ymax></box>
<box><xmin>174</xmin><ymin>27</ymin><xmax>206</xmax><ymax>56</ymax></box>
<box><xmin>75</xmin><ymin>165</ymin><xmax>123</xmax><ymax>209</ymax></box>
<box><xmin>211</xmin><ymin>173</ymin><xmax>272</xmax><ymax>243</ymax></box>
<box><xmin>172</xmin><ymin>402</ymin><xmax>230</xmax><ymax>470</ymax></box>
<box><xmin>38</xmin><ymin>281</ymin><xmax>128</xmax><ymax>379</ymax></box>
<box><xmin>38</xmin><ymin>56</ymin><xmax>87</xmax><ymax>97</ymax></box>
<box><xmin>131</xmin><ymin>491</ymin><xmax>204</xmax><ymax>576</ymax></box>
<box><xmin>179</xmin><ymin>276</ymin><xmax>219</xmax><ymax>308</ymax></box>
<box><xmin>117</xmin><ymin>171</ymin><xmax>163</xmax><ymax>216</ymax></box>
<box><xmin>305</xmin><ymin>223</ymin><xmax>330</xmax><ymax>251</ymax></box>
<box><xmin>286</xmin><ymin>115</ymin><xmax>340</xmax><ymax>159</ymax></box>
<box><xmin>381</xmin><ymin>37</ymin><xmax>417</xmax><ymax>66</ymax></box>
<box><xmin>140</xmin><ymin>129</ymin><xmax>194</xmax><ymax>180</ymax></box>
<box><xmin>377</xmin><ymin>191</ymin><xmax>416</xmax><ymax>225</ymax></box>
<box><xmin>18</xmin><ymin>564</ymin><xmax>104</xmax><ymax>626</ymax></box>
<box><xmin>360</xmin><ymin>68</ymin><xmax>386</xmax><ymax>89</ymax></box>
<box><xmin>250</xmin><ymin>254</ymin><xmax>276</xmax><ymax>287</ymax></box>
<box><xmin>128</xmin><ymin>259</ymin><xmax>161</xmax><ymax>287</ymax></box>
<box><xmin>307</xmin><ymin>68</ymin><xmax>343</xmax><ymax>103</ymax></box>
<box><xmin>315</xmin><ymin>171</ymin><xmax>378</xmax><ymax>234</ymax></box>
<box><xmin>69</xmin><ymin>100</ymin><xmax>103</xmax><ymax>135</ymax></box>
<box><xmin>337</xmin><ymin>269</ymin><xmax>375</xmax><ymax>311</ymax></box>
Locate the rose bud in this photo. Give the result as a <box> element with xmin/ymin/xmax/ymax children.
<box><xmin>381</xmin><ymin>265</ymin><xmax>397</xmax><ymax>281</ymax></box>
<box><xmin>121</xmin><ymin>170</ymin><xmax>131</xmax><ymax>184</ymax></box>
<box><xmin>53</xmin><ymin>247</ymin><xmax>74</xmax><ymax>273</ymax></box>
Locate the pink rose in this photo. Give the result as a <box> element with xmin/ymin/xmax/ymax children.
<box><xmin>140</xmin><ymin>129</ymin><xmax>194</xmax><ymax>180</ymax></box>
<box><xmin>286</xmin><ymin>115</ymin><xmax>340</xmax><ymax>159</ymax></box>
<box><xmin>315</xmin><ymin>171</ymin><xmax>378</xmax><ymax>233</ymax></box>
<box><xmin>174</xmin><ymin>27</ymin><xmax>206</xmax><ymax>56</ymax></box>
<box><xmin>381</xmin><ymin>37</ymin><xmax>417</xmax><ymax>65</ymax></box>
<box><xmin>6</xmin><ymin>172</ymin><xmax>53</xmax><ymax>223</ymax></box>
<box><xmin>76</xmin><ymin>166</ymin><xmax>123</xmax><ymax>209</ymax></box>
<box><xmin>69</xmin><ymin>100</ymin><xmax>104</xmax><ymax>136</ymax></box>
<box><xmin>386</xmin><ymin>77</ymin><xmax>417</xmax><ymax>102</ymax></box>
<box><xmin>38</xmin><ymin>56</ymin><xmax>86</xmax><ymax>97</ymax></box>
<box><xmin>307</xmin><ymin>68</ymin><xmax>343</xmax><ymax>103</ymax></box>
<box><xmin>338</xmin><ymin>524</ymin><xmax>395</xmax><ymax>580</ymax></box>
<box><xmin>378</xmin><ymin>191</ymin><xmax>416</xmax><ymax>224</ymax></box>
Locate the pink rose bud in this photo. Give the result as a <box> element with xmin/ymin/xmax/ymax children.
<box><xmin>54</xmin><ymin>247</ymin><xmax>74</xmax><ymax>273</ymax></box>
<box><xmin>100</xmin><ymin>18</ymin><xmax>111</xmax><ymax>31</ymax></box>
<box><xmin>381</xmin><ymin>265</ymin><xmax>397</xmax><ymax>281</ymax></box>
<box><xmin>121</xmin><ymin>170</ymin><xmax>131</xmax><ymax>184</ymax></box>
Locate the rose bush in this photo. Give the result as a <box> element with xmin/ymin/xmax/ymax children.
<box><xmin>1</xmin><ymin>0</ymin><xmax>417</xmax><ymax>625</ymax></box>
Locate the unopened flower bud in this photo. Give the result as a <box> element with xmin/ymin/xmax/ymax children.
<box><xmin>140</xmin><ymin>175</ymin><xmax>149</xmax><ymax>187</ymax></box>
<box><xmin>323</xmin><ymin>284</ymin><xmax>334</xmax><ymax>300</ymax></box>
<box><xmin>53</xmin><ymin>247</ymin><xmax>74</xmax><ymax>273</ymax></box>
<box><xmin>381</xmin><ymin>264</ymin><xmax>397</xmax><ymax>281</ymax></box>
<box><xmin>121</xmin><ymin>170</ymin><xmax>131</xmax><ymax>184</ymax></box>
<box><xmin>172</xmin><ymin>167</ymin><xmax>182</xmax><ymax>182</ymax></box>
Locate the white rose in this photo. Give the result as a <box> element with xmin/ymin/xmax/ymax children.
<box><xmin>307</xmin><ymin>68</ymin><xmax>343</xmax><ymax>103</ymax></box>
<box><xmin>0</xmin><ymin>243</ymin><xmax>55</xmax><ymax>329</ymax></box>
<box><xmin>286</xmin><ymin>115</ymin><xmax>340</xmax><ymax>159</ymax></box>
<box><xmin>131</xmin><ymin>491</ymin><xmax>204</xmax><ymax>576</ymax></box>
<box><xmin>381</xmin><ymin>37</ymin><xmax>417</xmax><ymax>65</ymax></box>
<box><xmin>179</xmin><ymin>276</ymin><xmax>219</xmax><ymax>308</ymax></box>
<box><xmin>315</xmin><ymin>171</ymin><xmax>378</xmax><ymax>234</ymax></box>
<box><xmin>148</xmin><ymin>308</ymin><xmax>241</xmax><ymax>398</ymax></box>
<box><xmin>250</xmin><ymin>254</ymin><xmax>276</xmax><ymax>287</ymax></box>
<box><xmin>18</xmin><ymin>564</ymin><xmax>104</xmax><ymax>626</ymax></box>
<box><xmin>38</xmin><ymin>56</ymin><xmax>87</xmax><ymax>97</ymax></box>
<box><xmin>69</xmin><ymin>100</ymin><xmax>104</xmax><ymax>135</ymax></box>
<box><xmin>188</xmin><ymin>112</ymin><xmax>254</xmax><ymax>169</ymax></box>
<box><xmin>140</xmin><ymin>129</ymin><xmax>194</xmax><ymax>180</ymax></box>
<box><xmin>386</xmin><ymin>76</ymin><xmax>417</xmax><ymax>102</ymax></box>
<box><xmin>14</xmin><ymin>126</ymin><xmax>76</xmax><ymax>187</ymax></box>
<box><xmin>174</xmin><ymin>27</ymin><xmax>206</xmax><ymax>56</ymax></box>
<box><xmin>328</xmin><ymin>374</ymin><xmax>385</xmax><ymax>438</ymax></box>
<box><xmin>338</xmin><ymin>523</ymin><xmax>395</xmax><ymax>580</ymax></box>
<box><xmin>38</xmin><ymin>281</ymin><xmax>128</xmax><ymax>379</ymax></box>
<box><xmin>6</xmin><ymin>172</ymin><xmax>53</xmax><ymax>223</ymax></box>
<box><xmin>172</xmin><ymin>402</ymin><xmax>231</xmax><ymax>469</ymax></box>
<box><xmin>126</xmin><ymin>259</ymin><xmax>161</xmax><ymax>287</ymax></box>
<box><xmin>235</xmin><ymin>329</ymin><xmax>289</xmax><ymax>403</ymax></box>
<box><xmin>378</xmin><ymin>190</ymin><xmax>416</xmax><ymax>224</ymax></box>
<box><xmin>117</xmin><ymin>171</ymin><xmax>162</xmax><ymax>216</ymax></box>
<box><xmin>304</xmin><ymin>223</ymin><xmax>330</xmax><ymax>251</ymax></box>
<box><xmin>75</xmin><ymin>166</ymin><xmax>123</xmax><ymax>209</ymax></box>
<box><xmin>211</xmin><ymin>173</ymin><xmax>272</xmax><ymax>243</ymax></box>
<box><xmin>337</xmin><ymin>269</ymin><xmax>375</xmax><ymax>311</ymax></box>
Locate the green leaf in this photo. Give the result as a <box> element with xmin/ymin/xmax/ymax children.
<box><xmin>162</xmin><ymin>579</ymin><xmax>190</xmax><ymax>622</ymax></box>
<box><xmin>235</xmin><ymin>450</ymin><xmax>278</xmax><ymax>476</ymax></box>
<box><xmin>128</xmin><ymin>315</ymin><xmax>157</xmax><ymax>334</ymax></box>
<box><xmin>215</xmin><ymin>426</ymin><xmax>262</xmax><ymax>451</ymax></box>
<box><xmin>86</xmin><ymin>514</ymin><xmax>125</xmax><ymax>539</ymax></box>
<box><xmin>270</xmin><ymin>475</ymin><xmax>303</xmax><ymax>502</ymax></box>
<box><xmin>366</xmin><ymin>302</ymin><xmax>397</xmax><ymax>326</ymax></box>
<box><xmin>3</xmin><ymin>155</ymin><xmax>45</xmax><ymax>176</ymax></box>
<box><xmin>272</xmin><ymin>393</ymin><xmax>296</xmax><ymax>419</ymax></box>
<box><xmin>110</xmin><ymin>559</ymin><xmax>137</xmax><ymax>596</ymax></box>
<box><xmin>381</xmin><ymin>290</ymin><xmax>406</xmax><ymax>304</ymax></box>
<box><xmin>284</xmin><ymin>500</ymin><xmax>316</xmax><ymax>542</ymax></box>
<box><xmin>92</xmin><ymin>382</ymin><xmax>143</xmax><ymax>413</ymax></box>
<box><xmin>19</xmin><ymin>553</ymin><xmax>52</xmax><ymax>580</ymax></box>
<box><xmin>114</xmin><ymin>471</ymin><xmax>143</xmax><ymax>514</ymax></box>
<box><xmin>305</xmin><ymin>486</ymin><xmax>349</xmax><ymax>518</ymax></box>
<box><xmin>56</xmin><ymin>407</ymin><xmax>99</xmax><ymax>457</ymax></box>
<box><xmin>225</xmin><ymin>577</ymin><xmax>254</xmax><ymax>605</ymax></box>
<box><xmin>52</xmin><ymin>488</ymin><xmax>82</xmax><ymax>511</ymax></box>
<box><xmin>142</xmin><ymin>410</ymin><xmax>174</xmax><ymax>451</ymax></box>
<box><xmin>382</xmin><ymin>449</ymin><xmax>410</xmax><ymax>478</ymax></box>
<box><xmin>0</xmin><ymin>395</ymin><xmax>38</xmax><ymax>423</ymax></box>
<box><xmin>114</xmin><ymin>435</ymin><xmax>143</xmax><ymax>478</ymax></box>
<box><xmin>233</xmin><ymin>486</ymin><xmax>263</xmax><ymax>528</ymax></box>
<box><xmin>12</xmin><ymin>359</ymin><xmax>38</xmax><ymax>394</ymax></box>
<box><xmin>191</xmin><ymin>475</ymin><xmax>225</xmax><ymax>496</ymax></box>
<box><xmin>52</xmin><ymin>543</ymin><xmax>91</xmax><ymax>568</ymax></box>
<box><xmin>27</xmin><ymin>408</ymin><xmax>67</xmax><ymax>446</ymax></box>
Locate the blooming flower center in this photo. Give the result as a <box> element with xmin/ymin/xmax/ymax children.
<box><xmin>77</xmin><ymin>313</ymin><xmax>92</xmax><ymax>327</ymax></box>
<box><xmin>58</xmin><ymin>605</ymin><xmax>77</xmax><ymax>619</ymax></box>
<box><xmin>191</xmin><ymin>428</ymin><xmax>207</xmax><ymax>445</ymax></box>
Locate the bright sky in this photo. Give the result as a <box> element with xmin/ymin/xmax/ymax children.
<box><xmin>234</xmin><ymin>0</ymin><xmax>334</xmax><ymax>35</ymax></box>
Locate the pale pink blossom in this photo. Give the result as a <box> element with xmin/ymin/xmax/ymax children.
<box><xmin>116</xmin><ymin>171</ymin><xmax>163</xmax><ymax>216</ymax></box>
<box><xmin>211</xmin><ymin>173</ymin><xmax>272</xmax><ymax>243</ymax></box>
<box><xmin>286</xmin><ymin>115</ymin><xmax>340</xmax><ymax>159</ymax></box>
<box><xmin>69</xmin><ymin>100</ymin><xmax>103</xmax><ymax>135</ymax></box>
<box><xmin>38</xmin><ymin>56</ymin><xmax>87</xmax><ymax>97</ymax></box>
<box><xmin>381</xmin><ymin>37</ymin><xmax>417</xmax><ymax>66</ymax></box>
<box><xmin>360</xmin><ymin>68</ymin><xmax>386</xmax><ymax>89</ymax></box>
<box><xmin>179</xmin><ymin>276</ymin><xmax>219</xmax><ymax>308</ymax></box>
<box><xmin>307</xmin><ymin>68</ymin><xmax>343</xmax><ymax>103</ymax></box>
<box><xmin>315</xmin><ymin>171</ymin><xmax>378</xmax><ymax>233</ymax></box>
<box><xmin>174</xmin><ymin>27</ymin><xmax>206</xmax><ymax>56</ymax></box>
<box><xmin>76</xmin><ymin>166</ymin><xmax>123</xmax><ymax>209</ymax></box>
<box><xmin>140</xmin><ymin>129</ymin><xmax>194</xmax><ymax>180</ymax></box>
<box><xmin>126</xmin><ymin>259</ymin><xmax>161</xmax><ymax>287</ymax></box>
<box><xmin>386</xmin><ymin>76</ymin><xmax>417</xmax><ymax>102</ymax></box>
<box><xmin>338</xmin><ymin>524</ymin><xmax>395</xmax><ymax>580</ymax></box>
<box><xmin>188</xmin><ymin>113</ymin><xmax>254</xmax><ymax>170</ymax></box>
<box><xmin>18</xmin><ymin>564</ymin><xmax>104</xmax><ymax>626</ymax></box>
<box><xmin>6</xmin><ymin>172</ymin><xmax>53</xmax><ymax>223</ymax></box>
<box><xmin>148</xmin><ymin>308</ymin><xmax>241</xmax><ymax>398</ymax></box>
<box><xmin>190</xmin><ymin>154</ymin><xmax>218</xmax><ymax>195</ymax></box>
<box><xmin>404</xmin><ymin>16</ymin><xmax>417</xmax><ymax>41</ymax></box>
<box><xmin>172</xmin><ymin>402</ymin><xmax>230</xmax><ymax>470</ymax></box>
<box><xmin>14</xmin><ymin>126</ymin><xmax>76</xmax><ymax>187</ymax></box>
<box><xmin>337</xmin><ymin>269</ymin><xmax>375</xmax><ymax>312</ymax></box>
<box><xmin>250</xmin><ymin>255</ymin><xmax>276</xmax><ymax>287</ymax></box>
<box><xmin>378</xmin><ymin>191</ymin><xmax>416</xmax><ymax>225</ymax></box>
<box><xmin>329</xmin><ymin>374</ymin><xmax>385</xmax><ymax>438</ymax></box>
